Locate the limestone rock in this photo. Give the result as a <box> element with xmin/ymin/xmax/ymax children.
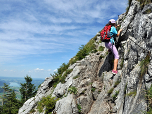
<box><xmin>55</xmin><ymin>94</ymin><xmax>78</xmax><ymax>114</ymax></box>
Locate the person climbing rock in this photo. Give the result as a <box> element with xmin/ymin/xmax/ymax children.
<box><xmin>105</xmin><ymin>19</ymin><xmax>122</xmax><ymax>74</ymax></box>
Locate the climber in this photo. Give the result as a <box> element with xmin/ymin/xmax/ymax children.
<box><xmin>105</xmin><ymin>19</ymin><xmax>122</xmax><ymax>74</ymax></box>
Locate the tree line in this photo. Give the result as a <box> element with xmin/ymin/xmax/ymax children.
<box><xmin>0</xmin><ymin>75</ymin><xmax>37</xmax><ymax>114</ymax></box>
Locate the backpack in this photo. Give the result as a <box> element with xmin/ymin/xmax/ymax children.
<box><xmin>100</xmin><ymin>25</ymin><xmax>111</xmax><ymax>42</ymax></box>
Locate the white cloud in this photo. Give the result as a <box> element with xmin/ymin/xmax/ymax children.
<box><xmin>54</xmin><ymin>69</ymin><xmax>57</xmax><ymax>72</ymax></box>
<box><xmin>42</xmin><ymin>0</ymin><xmax>126</xmax><ymax>24</ymax></box>
<box><xmin>48</xmin><ymin>16</ymin><xmax>72</xmax><ymax>24</ymax></box>
<box><xmin>35</xmin><ymin>68</ymin><xmax>44</xmax><ymax>71</ymax></box>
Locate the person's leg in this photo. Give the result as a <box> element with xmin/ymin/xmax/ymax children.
<box><xmin>105</xmin><ymin>42</ymin><xmax>119</xmax><ymax>73</ymax></box>
<box><xmin>111</xmin><ymin>44</ymin><xmax>119</xmax><ymax>60</ymax></box>
<box><xmin>111</xmin><ymin>45</ymin><xmax>119</xmax><ymax>72</ymax></box>
<box><xmin>105</xmin><ymin>42</ymin><xmax>110</xmax><ymax>49</ymax></box>
<box><xmin>113</xmin><ymin>59</ymin><xmax>118</xmax><ymax>71</ymax></box>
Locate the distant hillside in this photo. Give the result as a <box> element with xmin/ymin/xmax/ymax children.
<box><xmin>0</xmin><ymin>76</ymin><xmax>44</xmax><ymax>88</ymax></box>
<box><xmin>0</xmin><ymin>88</ymin><xmax>3</xmax><ymax>93</ymax></box>
<box><xmin>0</xmin><ymin>80</ymin><xmax>8</xmax><ymax>86</ymax></box>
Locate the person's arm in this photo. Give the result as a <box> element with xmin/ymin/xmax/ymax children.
<box><xmin>117</xmin><ymin>29</ymin><xmax>122</xmax><ymax>37</ymax></box>
<box><xmin>116</xmin><ymin>24</ymin><xmax>120</xmax><ymax>28</ymax></box>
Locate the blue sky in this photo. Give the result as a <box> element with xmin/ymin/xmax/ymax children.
<box><xmin>0</xmin><ymin>0</ymin><xmax>127</xmax><ymax>79</ymax></box>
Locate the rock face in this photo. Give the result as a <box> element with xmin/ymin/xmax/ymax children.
<box><xmin>18</xmin><ymin>0</ymin><xmax>152</xmax><ymax>114</ymax></box>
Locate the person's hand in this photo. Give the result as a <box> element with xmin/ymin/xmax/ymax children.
<box><xmin>119</xmin><ymin>29</ymin><xmax>123</xmax><ymax>32</ymax></box>
<box><xmin>116</xmin><ymin>25</ymin><xmax>120</xmax><ymax>27</ymax></box>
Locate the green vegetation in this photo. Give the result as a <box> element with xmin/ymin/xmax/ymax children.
<box><xmin>69</xmin><ymin>57</ymin><xmax>77</xmax><ymax>65</ymax></box>
<box><xmin>98</xmin><ymin>46</ymin><xmax>105</xmax><ymax>51</ymax></box>
<box><xmin>20</xmin><ymin>75</ymin><xmax>37</xmax><ymax>104</ymax></box>
<box><xmin>147</xmin><ymin>85</ymin><xmax>152</xmax><ymax>105</ymax></box>
<box><xmin>77</xmin><ymin>104</ymin><xmax>82</xmax><ymax>113</ymax></box>
<box><xmin>0</xmin><ymin>83</ymin><xmax>21</xmax><ymax>114</ymax></box>
<box><xmin>0</xmin><ymin>76</ymin><xmax>40</xmax><ymax>114</ymax></box>
<box><xmin>108</xmin><ymin>88</ymin><xmax>114</xmax><ymax>96</ymax></box>
<box><xmin>112</xmin><ymin>91</ymin><xmax>119</xmax><ymax>101</ymax></box>
<box><xmin>30</xmin><ymin>109</ymin><xmax>36</xmax><ymax>113</ymax></box>
<box><xmin>69</xmin><ymin>42</ymin><xmax>96</xmax><ymax>65</ymax></box>
<box><xmin>74</xmin><ymin>41</ymin><xmax>97</xmax><ymax>61</ymax></box>
<box><xmin>136</xmin><ymin>0</ymin><xmax>152</xmax><ymax>9</ymax></box>
<box><xmin>140</xmin><ymin>53</ymin><xmax>150</xmax><ymax>80</ymax></box>
<box><xmin>91</xmin><ymin>87</ymin><xmax>96</xmax><ymax>92</ymax></box>
<box><xmin>99</xmin><ymin>39</ymin><xmax>102</xmax><ymax>43</ymax></box>
<box><xmin>50</xmin><ymin>62</ymin><xmax>73</xmax><ymax>88</ymax></box>
<box><xmin>145</xmin><ymin>108</ymin><xmax>152</xmax><ymax>114</ymax></box>
<box><xmin>75</xmin><ymin>45</ymin><xmax>90</xmax><ymax>60</ymax></box>
<box><xmin>100</xmin><ymin>55</ymin><xmax>105</xmax><ymax>59</ymax></box>
<box><xmin>50</xmin><ymin>73</ymin><xmax>61</xmax><ymax>88</ymax></box>
<box><xmin>116</xmin><ymin>25</ymin><xmax>121</xmax><ymax>31</ymax></box>
<box><xmin>57</xmin><ymin>63</ymin><xmax>70</xmax><ymax>75</ymax></box>
<box><xmin>51</xmin><ymin>68</ymin><xmax>73</xmax><ymax>88</ymax></box>
<box><xmin>98</xmin><ymin>90</ymin><xmax>101</xmax><ymax>94</ymax></box>
<box><xmin>126</xmin><ymin>0</ymin><xmax>132</xmax><ymax>14</ymax></box>
<box><xmin>144</xmin><ymin>9</ymin><xmax>152</xmax><ymax>14</ymax></box>
<box><xmin>73</xmin><ymin>75</ymin><xmax>80</xmax><ymax>79</ymax></box>
<box><xmin>120</xmin><ymin>58</ymin><xmax>124</xmax><ymax>69</ymax></box>
<box><xmin>126</xmin><ymin>90</ymin><xmax>137</xmax><ymax>97</ymax></box>
<box><xmin>84</xmin><ymin>35</ymin><xmax>98</xmax><ymax>53</ymax></box>
<box><xmin>145</xmin><ymin>85</ymin><xmax>152</xmax><ymax>113</ymax></box>
<box><xmin>37</xmin><ymin>95</ymin><xmax>58</xmax><ymax>114</ymax></box>
<box><xmin>114</xmin><ymin>79</ymin><xmax>121</xmax><ymax>88</ymax></box>
<box><xmin>69</xmin><ymin>33</ymin><xmax>103</xmax><ymax>65</ymax></box>
<box><xmin>68</xmin><ymin>86</ymin><xmax>77</xmax><ymax>95</ymax></box>
<box><xmin>0</xmin><ymin>77</ymin><xmax>43</xmax><ymax>104</ymax></box>
<box><xmin>0</xmin><ymin>86</ymin><xmax>21</xmax><ymax>101</ymax></box>
<box><xmin>60</xmin><ymin>69</ymin><xmax>73</xmax><ymax>83</ymax></box>
<box><xmin>126</xmin><ymin>0</ymin><xmax>152</xmax><ymax>15</ymax></box>
<box><xmin>107</xmin><ymin>79</ymin><xmax>121</xmax><ymax>97</ymax></box>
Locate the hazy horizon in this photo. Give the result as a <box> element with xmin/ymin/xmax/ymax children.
<box><xmin>0</xmin><ymin>76</ymin><xmax>45</xmax><ymax>80</ymax></box>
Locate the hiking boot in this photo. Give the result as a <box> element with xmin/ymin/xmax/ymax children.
<box><xmin>112</xmin><ymin>70</ymin><xmax>118</xmax><ymax>74</ymax></box>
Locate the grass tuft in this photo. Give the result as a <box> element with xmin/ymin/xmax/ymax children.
<box><xmin>68</xmin><ymin>86</ymin><xmax>77</xmax><ymax>95</ymax></box>
<box><xmin>140</xmin><ymin>53</ymin><xmax>150</xmax><ymax>80</ymax></box>
<box><xmin>126</xmin><ymin>90</ymin><xmax>137</xmax><ymax>97</ymax></box>
<box><xmin>107</xmin><ymin>88</ymin><xmax>114</xmax><ymax>96</ymax></box>
<box><xmin>37</xmin><ymin>96</ymin><xmax>58</xmax><ymax>113</ymax></box>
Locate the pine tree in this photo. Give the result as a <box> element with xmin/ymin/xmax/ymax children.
<box><xmin>20</xmin><ymin>75</ymin><xmax>37</xmax><ymax>104</ymax></box>
<box><xmin>0</xmin><ymin>83</ymin><xmax>21</xmax><ymax>114</ymax></box>
<box><xmin>1</xmin><ymin>83</ymin><xmax>11</xmax><ymax>106</ymax></box>
<box><xmin>7</xmin><ymin>90</ymin><xmax>21</xmax><ymax>114</ymax></box>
